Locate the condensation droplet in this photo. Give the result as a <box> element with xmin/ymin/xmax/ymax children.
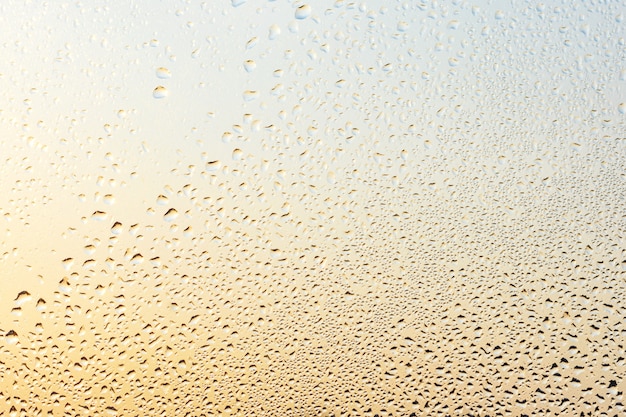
<box><xmin>268</xmin><ymin>24</ymin><xmax>281</xmax><ymax>40</ymax></box>
<box><xmin>243</xmin><ymin>90</ymin><xmax>260</xmax><ymax>101</ymax></box>
<box><xmin>62</xmin><ymin>258</ymin><xmax>74</xmax><ymax>270</ymax></box>
<box><xmin>245</xmin><ymin>37</ymin><xmax>258</xmax><ymax>50</ymax></box>
<box><xmin>130</xmin><ymin>253</ymin><xmax>144</xmax><ymax>265</ymax></box>
<box><xmin>164</xmin><ymin>208</ymin><xmax>179</xmax><ymax>222</ymax></box>
<box><xmin>5</xmin><ymin>330</ymin><xmax>19</xmax><ymax>345</ymax></box>
<box><xmin>243</xmin><ymin>60</ymin><xmax>257</xmax><ymax>73</ymax></box>
<box><xmin>14</xmin><ymin>291</ymin><xmax>32</xmax><ymax>306</ymax></box>
<box><xmin>153</xmin><ymin>86</ymin><xmax>169</xmax><ymax>99</ymax></box>
<box><xmin>206</xmin><ymin>160</ymin><xmax>221</xmax><ymax>171</ymax></box>
<box><xmin>397</xmin><ymin>21</ymin><xmax>409</xmax><ymax>32</ymax></box>
<box><xmin>111</xmin><ymin>221</ymin><xmax>123</xmax><ymax>235</ymax></box>
<box><xmin>92</xmin><ymin>211</ymin><xmax>107</xmax><ymax>221</ymax></box>
<box><xmin>232</xmin><ymin>148</ymin><xmax>244</xmax><ymax>161</ymax></box>
<box><xmin>156</xmin><ymin>67</ymin><xmax>172</xmax><ymax>79</ymax></box>
<box><xmin>103</xmin><ymin>194</ymin><xmax>115</xmax><ymax>205</ymax></box>
<box><xmin>294</xmin><ymin>4</ymin><xmax>311</xmax><ymax>20</ymax></box>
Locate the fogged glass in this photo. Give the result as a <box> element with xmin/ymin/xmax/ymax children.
<box><xmin>1</xmin><ymin>1</ymin><xmax>625</xmax><ymax>416</ymax></box>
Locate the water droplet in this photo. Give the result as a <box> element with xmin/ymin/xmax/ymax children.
<box><xmin>164</xmin><ymin>208</ymin><xmax>179</xmax><ymax>222</ymax></box>
<box><xmin>206</xmin><ymin>160</ymin><xmax>221</xmax><ymax>171</ymax></box>
<box><xmin>618</xmin><ymin>103</ymin><xmax>625</xmax><ymax>114</ymax></box>
<box><xmin>243</xmin><ymin>90</ymin><xmax>260</xmax><ymax>101</ymax></box>
<box><xmin>232</xmin><ymin>148</ymin><xmax>244</xmax><ymax>161</ymax></box>
<box><xmin>397</xmin><ymin>21</ymin><xmax>409</xmax><ymax>32</ymax></box>
<box><xmin>153</xmin><ymin>86</ymin><xmax>169</xmax><ymax>99</ymax></box>
<box><xmin>231</xmin><ymin>0</ymin><xmax>246</xmax><ymax>6</ymax></box>
<box><xmin>62</xmin><ymin>258</ymin><xmax>74</xmax><ymax>270</ymax></box>
<box><xmin>103</xmin><ymin>194</ymin><xmax>115</xmax><ymax>205</ymax></box>
<box><xmin>268</xmin><ymin>24</ymin><xmax>281</xmax><ymax>40</ymax></box>
<box><xmin>111</xmin><ymin>221</ymin><xmax>123</xmax><ymax>235</ymax></box>
<box><xmin>5</xmin><ymin>330</ymin><xmax>19</xmax><ymax>345</ymax></box>
<box><xmin>294</xmin><ymin>4</ymin><xmax>311</xmax><ymax>20</ymax></box>
<box><xmin>243</xmin><ymin>60</ymin><xmax>257</xmax><ymax>73</ymax></box>
<box><xmin>14</xmin><ymin>291</ymin><xmax>32</xmax><ymax>306</ymax></box>
<box><xmin>130</xmin><ymin>253</ymin><xmax>144</xmax><ymax>265</ymax></box>
<box><xmin>245</xmin><ymin>37</ymin><xmax>258</xmax><ymax>50</ymax></box>
<box><xmin>92</xmin><ymin>211</ymin><xmax>107</xmax><ymax>221</ymax></box>
<box><xmin>156</xmin><ymin>67</ymin><xmax>171</xmax><ymax>79</ymax></box>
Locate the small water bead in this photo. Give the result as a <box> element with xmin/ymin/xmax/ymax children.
<box><xmin>153</xmin><ymin>86</ymin><xmax>169</xmax><ymax>99</ymax></box>
<box><xmin>269</xmin><ymin>24</ymin><xmax>281</xmax><ymax>40</ymax></box>
<box><xmin>164</xmin><ymin>208</ymin><xmax>179</xmax><ymax>222</ymax></box>
<box><xmin>243</xmin><ymin>60</ymin><xmax>256</xmax><ymax>73</ymax></box>
<box><xmin>232</xmin><ymin>148</ymin><xmax>244</xmax><ymax>161</ymax></box>
<box><xmin>246</xmin><ymin>37</ymin><xmax>258</xmax><ymax>50</ymax></box>
<box><xmin>243</xmin><ymin>90</ymin><xmax>260</xmax><ymax>101</ymax></box>
<box><xmin>156</xmin><ymin>67</ymin><xmax>171</xmax><ymax>79</ymax></box>
<box><xmin>5</xmin><ymin>330</ymin><xmax>19</xmax><ymax>345</ymax></box>
<box><xmin>397</xmin><ymin>21</ymin><xmax>409</xmax><ymax>32</ymax></box>
<box><xmin>294</xmin><ymin>4</ymin><xmax>311</xmax><ymax>20</ymax></box>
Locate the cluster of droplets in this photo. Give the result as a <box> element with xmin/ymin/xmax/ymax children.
<box><xmin>1</xmin><ymin>0</ymin><xmax>625</xmax><ymax>416</ymax></box>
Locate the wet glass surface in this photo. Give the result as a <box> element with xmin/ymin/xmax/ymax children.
<box><xmin>1</xmin><ymin>1</ymin><xmax>625</xmax><ymax>415</ymax></box>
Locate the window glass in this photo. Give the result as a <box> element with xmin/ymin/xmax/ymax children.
<box><xmin>1</xmin><ymin>1</ymin><xmax>624</xmax><ymax>415</ymax></box>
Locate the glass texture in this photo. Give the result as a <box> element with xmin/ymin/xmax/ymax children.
<box><xmin>1</xmin><ymin>0</ymin><xmax>625</xmax><ymax>416</ymax></box>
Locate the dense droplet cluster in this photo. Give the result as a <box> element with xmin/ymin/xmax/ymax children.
<box><xmin>1</xmin><ymin>0</ymin><xmax>624</xmax><ymax>416</ymax></box>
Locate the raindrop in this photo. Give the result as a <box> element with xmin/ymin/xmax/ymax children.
<box><xmin>103</xmin><ymin>194</ymin><xmax>115</xmax><ymax>205</ymax></box>
<box><xmin>232</xmin><ymin>148</ymin><xmax>244</xmax><ymax>161</ymax></box>
<box><xmin>130</xmin><ymin>253</ymin><xmax>144</xmax><ymax>265</ymax></box>
<box><xmin>14</xmin><ymin>291</ymin><xmax>32</xmax><ymax>306</ymax></box>
<box><xmin>62</xmin><ymin>258</ymin><xmax>74</xmax><ymax>270</ymax></box>
<box><xmin>5</xmin><ymin>330</ymin><xmax>19</xmax><ymax>345</ymax></box>
<box><xmin>92</xmin><ymin>211</ymin><xmax>107</xmax><ymax>221</ymax></box>
<box><xmin>164</xmin><ymin>208</ymin><xmax>179</xmax><ymax>222</ymax></box>
<box><xmin>206</xmin><ymin>160</ymin><xmax>221</xmax><ymax>171</ymax></box>
<box><xmin>245</xmin><ymin>37</ymin><xmax>258</xmax><ymax>50</ymax></box>
<box><xmin>156</xmin><ymin>67</ymin><xmax>172</xmax><ymax>79</ymax></box>
<box><xmin>397</xmin><ymin>21</ymin><xmax>409</xmax><ymax>32</ymax></box>
<box><xmin>294</xmin><ymin>4</ymin><xmax>311</xmax><ymax>20</ymax></box>
<box><xmin>153</xmin><ymin>86</ymin><xmax>169</xmax><ymax>99</ymax></box>
<box><xmin>243</xmin><ymin>60</ymin><xmax>257</xmax><ymax>73</ymax></box>
<box><xmin>268</xmin><ymin>24</ymin><xmax>281</xmax><ymax>40</ymax></box>
<box><xmin>111</xmin><ymin>221</ymin><xmax>123</xmax><ymax>235</ymax></box>
<box><xmin>243</xmin><ymin>90</ymin><xmax>260</xmax><ymax>101</ymax></box>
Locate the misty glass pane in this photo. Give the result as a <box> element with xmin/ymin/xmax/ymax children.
<box><xmin>1</xmin><ymin>0</ymin><xmax>625</xmax><ymax>416</ymax></box>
